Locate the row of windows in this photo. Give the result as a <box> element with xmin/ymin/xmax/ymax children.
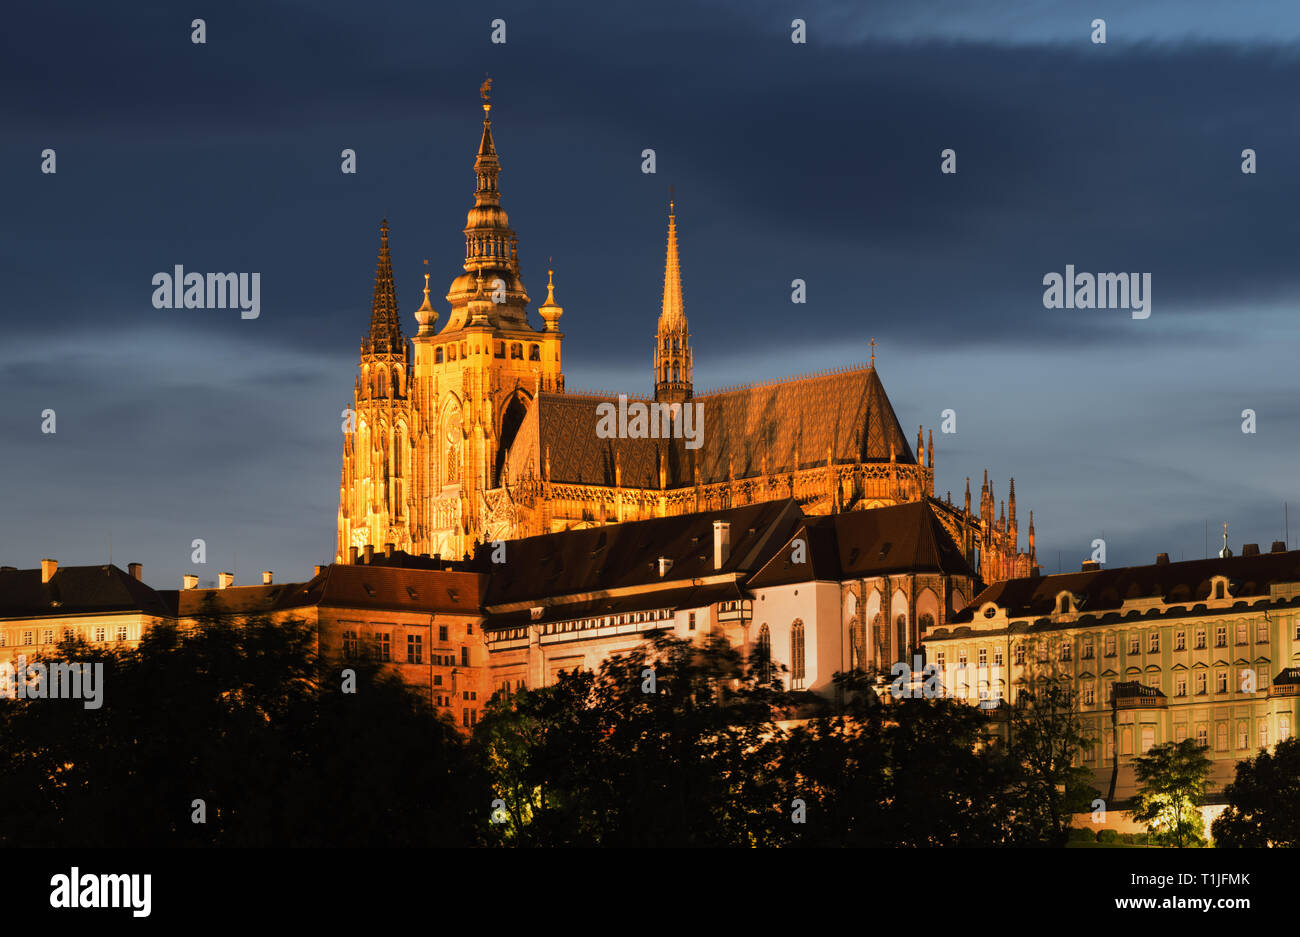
<box><xmin>1085</xmin><ymin>717</ymin><xmax>1294</xmax><ymax>761</ymax></box>
<box><xmin>433</xmin><ymin>342</ymin><xmax>541</xmax><ymax>364</ymax></box>
<box><xmin>1</xmin><ymin>625</ymin><xmax>130</xmax><ymax>647</ymax></box>
<box><xmin>540</xmin><ymin>608</ymin><xmax>674</xmax><ymax>635</ymax></box>
<box><xmin>958</xmin><ymin>620</ymin><xmax>1279</xmax><ymax>669</ymax></box>
<box><xmin>341</xmin><ymin>629</ymin><xmax>469</xmax><ymax>667</ymax></box>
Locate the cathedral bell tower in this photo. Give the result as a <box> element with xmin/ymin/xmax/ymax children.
<box><xmin>337</xmin><ymin>220</ymin><xmax>414</xmax><ymax>561</ymax></box>
<box><xmin>653</xmin><ymin>200</ymin><xmax>692</xmax><ymax>403</ymax></box>
<box><xmin>402</xmin><ymin>78</ymin><xmax>565</xmax><ymax>560</ymax></box>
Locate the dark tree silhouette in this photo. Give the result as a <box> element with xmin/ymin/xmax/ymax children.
<box><xmin>1212</xmin><ymin>736</ymin><xmax>1300</xmax><ymax>847</ymax></box>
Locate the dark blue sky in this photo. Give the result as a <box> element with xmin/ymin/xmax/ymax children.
<box><xmin>4</xmin><ymin>0</ymin><xmax>1299</xmax><ymax>587</ymax></box>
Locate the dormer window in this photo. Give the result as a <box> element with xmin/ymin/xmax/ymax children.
<box><xmin>1056</xmin><ymin>592</ymin><xmax>1072</xmax><ymax>614</ymax></box>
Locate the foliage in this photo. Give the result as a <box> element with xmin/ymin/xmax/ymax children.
<box><xmin>1211</xmin><ymin>736</ymin><xmax>1300</xmax><ymax>847</ymax></box>
<box><xmin>1130</xmin><ymin>739</ymin><xmax>1212</xmax><ymax>847</ymax></box>
<box><xmin>0</xmin><ymin>617</ymin><xmax>486</xmax><ymax>846</ymax></box>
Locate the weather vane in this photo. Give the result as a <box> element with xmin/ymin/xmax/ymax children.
<box><xmin>480</xmin><ymin>75</ymin><xmax>492</xmax><ymax>103</ymax></box>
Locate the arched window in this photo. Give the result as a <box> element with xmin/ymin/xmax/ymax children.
<box><xmin>869</xmin><ymin>613</ymin><xmax>886</xmax><ymax>666</ymax></box>
<box><xmin>791</xmin><ymin>620</ymin><xmax>805</xmax><ymax>688</ymax></box>
<box><xmin>895</xmin><ymin>615</ymin><xmax>907</xmax><ymax>662</ymax></box>
<box><xmin>495</xmin><ymin>342</ymin><xmax>505</xmax><ymax>358</ymax></box>
<box><xmin>435</xmin><ymin>347</ymin><xmax>444</xmax><ymax>364</ymax></box>
<box><xmin>529</xmin><ymin>344</ymin><xmax>540</xmax><ymax>361</ymax></box>
<box><xmin>510</xmin><ymin>343</ymin><xmax>523</xmax><ymax>359</ymax></box>
<box><xmin>919</xmin><ymin>613</ymin><xmax>935</xmax><ymax>633</ymax></box>
<box><xmin>756</xmin><ymin>624</ymin><xmax>772</xmax><ymax>684</ymax></box>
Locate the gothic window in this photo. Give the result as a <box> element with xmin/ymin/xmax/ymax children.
<box><xmin>872</xmin><ymin>613</ymin><xmax>887</xmax><ymax>666</ymax></box>
<box><xmin>756</xmin><ymin>624</ymin><xmax>772</xmax><ymax>684</ymax></box>
<box><xmin>791</xmin><ymin>620</ymin><xmax>805</xmax><ymax>687</ymax></box>
<box><xmin>850</xmin><ymin>617</ymin><xmax>864</xmax><ymax>670</ymax></box>
<box><xmin>529</xmin><ymin>344</ymin><xmax>540</xmax><ymax>361</ymax></box>
<box><xmin>378</xmin><ymin>370</ymin><xmax>388</xmax><ymax>398</ymax></box>
<box><xmin>895</xmin><ymin>615</ymin><xmax>907</xmax><ymax>662</ymax></box>
<box><xmin>919</xmin><ymin>613</ymin><xmax>935</xmax><ymax>633</ymax></box>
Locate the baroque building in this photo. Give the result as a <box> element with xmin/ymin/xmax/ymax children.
<box><xmin>925</xmin><ymin>542</ymin><xmax>1300</xmax><ymax>799</ymax></box>
<box><xmin>336</xmin><ymin>82</ymin><xmax>1035</xmax><ymax>584</ymax></box>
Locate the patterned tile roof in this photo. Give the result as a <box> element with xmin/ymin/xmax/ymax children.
<box><xmin>505</xmin><ymin>365</ymin><xmax>914</xmax><ymax>488</ymax></box>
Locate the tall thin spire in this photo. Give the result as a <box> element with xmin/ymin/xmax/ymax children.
<box><xmin>653</xmin><ymin>196</ymin><xmax>692</xmax><ymax>402</ymax></box>
<box><xmin>661</xmin><ymin>198</ymin><xmax>685</xmax><ymax>324</ymax></box>
<box><xmin>367</xmin><ymin>219</ymin><xmax>403</xmax><ymax>354</ymax></box>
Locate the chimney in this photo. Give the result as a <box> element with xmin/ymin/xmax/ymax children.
<box><xmin>262</xmin><ymin>570</ymin><xmax>273</xmax><ymax>585</ymax></box>
<box><xmin>1271</xmin><ymin>541</ymin><xmax>1287</xmax><ymax>554</ymax></box>
<box><xmin>713</xmin><ymin>520</ymin><xmax>731</xmax><ymax>570</ymax></box>
<box><xmin>183</xmin><ymin>574</ymin><xmax>199</xmax><ymax>590</ymax></box>
<box><xmin>1242</xmin><ymin>543</ymin><xmax>1260</xmax><ymax>556</ymax></box>
<box><xmin>314</xmin><ymin>564</ymin><xmax>324</xmax><ymax>576</ymax></box>
<box><xmin>218</xmin><ymin>572</ymin><xmax>234</xmax><ymax>589</ymax></box>
<box><xmin>348</xmin><ymin>546</ymin><xmax>358</xmax><ymax>564</ymax></box>
<box><xmin>384</xmin><ymin>542</ymin><xmax>394</xmax><ymax>558</ymax></box>
<box><xmin>1081</xmin><ymin>560</ymin><xmax>1100</xmax><ymax>572</ymax></box>
<box><xmin>363</xmin><ymin>544</ymin><xmax>374</xmax><ymax>564</ymax></box>
<box><xmin>128</xmin><ymin>562</ymin><xmax>143</xmax><ymax>580</ymax></box>
<box><xmin>657</xmin><ymin>557</ymin><xmax>673</xmax><ymax>578</ymax></box>
<box><xmin>40</xmin><ymin>558</ymin><xmax>57</xmax><ymax>583</ymax></box>
<box><xmin>1155</xmin><ymin>553</ymin><xmax>1169</xmax><ymax>566</ymax></box>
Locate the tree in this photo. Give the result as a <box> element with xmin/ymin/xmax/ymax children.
<box><xmin>1212</xmin><ymin>736</ymin><xmax>1300</xmax><ymax>847</ymax></box>
<box><xmin>0</xmin><ymin>617</ymin><xmax>487</xmax><ymax>846</ymax></box>
<box><xmin>473</xmin><ymin>630</ymin><xmax>793</xmax><ymax>846</ymax></box>
<box><xmin>1130</xmin><ymin>739</ymin><xmax>1212</xmax><ymax>847</ymax></box>
<box><xmin>1005</xmin><ymin>679</ymin><xmax>1099</xmax><ymax>846</ymax></box>
<box><xmin>782</xmin><ymin>670</ymin><xmax>1017</xmax><ymax>846</ymax></box>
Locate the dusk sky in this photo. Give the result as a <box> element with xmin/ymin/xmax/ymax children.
<box><xmin>4</xmin><ymin>0</ymin><xmax>1300</xmax><ymax>588</ymax></box>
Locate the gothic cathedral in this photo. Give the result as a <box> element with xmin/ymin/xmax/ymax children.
<box><xmin>337</xmin><ymin>83</ymin><xmax>1036</xmax><ymax>583</ymax></box>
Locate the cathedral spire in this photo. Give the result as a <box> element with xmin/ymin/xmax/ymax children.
<box><xmin>653</xmin><ymin>196</ymin><xmax>692</xmax><ymax>403</ymax></box>
<box><xmin>661</xmin><ymin>198</ymin><xmax>685</xmax><ymax>325</ymax></box>
<box><xmin>367</xmin><ymin>219</ymin><xmax>403</xmax><ymax>355</ymax></box>
<box><xmin>444</xmin><ymin>78</ymin><xmax>530</xmax><ymax>331</ymax></box>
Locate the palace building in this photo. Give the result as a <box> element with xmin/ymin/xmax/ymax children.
<box><xmin>925</xmin><ymin>542</ymin><xmax>1300</xmax><ymax>798</ymax></box>
<box><xmin>335</xmin><ymin>81</ymin><xmax>1036</xmax><ymax>587</ymax></box>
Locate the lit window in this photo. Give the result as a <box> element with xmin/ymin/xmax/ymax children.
<box><xmin>1216</xmin><ymin>723</ymin><xmax>1228</xmax><ymax>751</ymax></box>
<box><xmin>115</xmin><ymin>626</ymin><xmax>127</xmax><ymax>642</ymax></box>
<box><xmin>1237</xmin><ymin>722</ymin><xmax>1249</xmax><ymax>749</ymax></box>
<box><xmin>1236</xmin><ymin>623</ymin><xmax>1248</xmax><ymax>645</ymax></box>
